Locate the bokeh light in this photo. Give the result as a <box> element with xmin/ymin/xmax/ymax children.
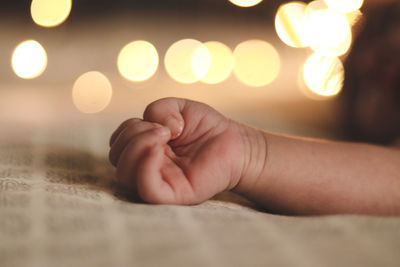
<box><xmin>11</xmin><ymin>40</ymin><xmax>47</xmax><ymax>79</ymax></box>
<box><xmin>304</xmin><ymin>0</ymin><xmax>328</xmax><ymax>16</ymax></box>
<box><xmin>233</xmin><ymin>40</ymin><xmax>280</xmax><ymax>87</ymax></box>
<box><xmin>275</xmin><ymin>2</ymin><xmax>308</xmax><ymax>48</ymax></box>
<box><xmin>228</xmin><ymin>0</ymin><xmax>263</xmax><ymax>7</ymax></box>
<box><xmin>191</xmin><ymin>44</ymin><xmax>212</xmax><ymax>80</ymax></box>
<box><xmin>323</xmin><ymin>0</ymin><xmax>363</xmax><ymax>13</ymax></box>
<box><xmin>200</xmin><ymin>41</ymin><xmax>233</xmax><ymax>84</ymax></box>
<box><xmin>302</xmin><ymin>53</ymin><xmax>344</xmax><ymax>97</ymax></box>
<box><xmin>345</xmin><ymin>9</ymin><xmax>363</xmax><ymax>26</ymax></box>
<box><xmin>72</xmin><ymin>71</ymin><xmax>113</xmax><ymax>114</ymax></box>
<box><xmin>31</xmin><ymin>0</ymin><xmax>72</xmax><ymax>27</ymax></box>
<box><xmin>164</xmin><ymin>39</ymin><xmax>210</xmax><ymax>84</ymax></box>
<box><xmin>117</xmin><ymin>40</ymin><xmax>159</xmax><ymax>82</ymax></box>
<box><xmin>304</xmin><ymin>9</ymin><xmax>352</xmax><ymax>56</ymax></box>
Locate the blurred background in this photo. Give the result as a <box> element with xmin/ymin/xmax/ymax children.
<box><xmin>0</xmin><ymin>0</ymin><xmax>393</xmax><ymax>140</ymax></box>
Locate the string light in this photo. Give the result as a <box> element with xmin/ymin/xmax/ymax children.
<box><xmin>191</xmin><ymin>44</ymin><xmax>212</xmax><ymax>80</ymax></box>
<box><xmin>11</xmin><ymin>40</ymin><xmax>47</xmax><ymax>79</ymax></box>
<box><xmin>228</xmin><ymin>0</ymin><xmax>263</xmax><ymax>7</ymax></box>
<box><xmin>164</xmin><ymin>39</ymin><xmax>210</xmax><ymax>84</ymax></box>
<box><xmin>275</xmin><ymin>2</ymin><xmax>309</xmax><ymax>48</ymax></box>
<box><xmin>302</xmin><ymin>53</ymin><xmax>344</xmax><ymax>98</ymax></box>
<box><xmin>272</xmin><ymin>0</ymin><xmax>361</xmax><ymax>99</ymax></box>
<box><xmin>233</xmin><ymin>40</ymin><xmax>280</xmax><ymax>87</ymax></box>
<box><xmin>31</xmin><ymin>0</ymin><xmax>72</xmax><ymax>27</ymax></box>
<box><xmin>323</xmin><ymin>0</ymin><xmax>364</xmax><ymax>14</ymax></box>
<box><xmin>304</xmin><ymin>0</ymin><xmax>328</xmax><ymax>16</ymax></box>
<box><xmin>72</xmin><ymin>71</ymin><xmax>113</xmax><ymax>114</ymax></box>
<box><xmin>25</xmin><ymin>0</ymin><xmax>359</xmax><ymax>100</ymax></box>
<box><xmin>200</xmin><ymin>41</ymin><xmax>233</xmax><ymax>84</ymax></box>
<box><xmin>304</xmin><ymin>8</ymin><xmax>352</xmax><ymax>56</ymax></box>
<box><xmin>117</xmin><ymin>40</ymin><xmax>159</xmax><ymax>82</ymax></box>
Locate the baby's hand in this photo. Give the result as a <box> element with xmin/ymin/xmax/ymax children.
<box><xmin>109</xmin><ymin>98</ymin><xmax>246</xmax><ymax>204</ymax></box>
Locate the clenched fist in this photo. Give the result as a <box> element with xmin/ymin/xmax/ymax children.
<box><xmin>109</xmin><ymin>98</ymin><xmax>248</xmax><ymax>205</ymax></box>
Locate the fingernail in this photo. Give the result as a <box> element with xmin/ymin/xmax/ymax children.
<box><xmin>154</xmin><ymin>126</ymin><xmax>170</xmax><ymax>137</ymax></box>
<box><xmin>165</xmin><ymin>116</ymin><xmax>184</xmax><ymax>139</ymax></box>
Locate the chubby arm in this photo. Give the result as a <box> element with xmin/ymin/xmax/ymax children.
<box><xmin>109</xmin><ymin>97</ymin><xmax>400</xmax><ymax>215</ymax></box>
<box><xmin>235</xmin><ymin>124</ymin><xmax>400</xmax><ymax>215</ymax></box>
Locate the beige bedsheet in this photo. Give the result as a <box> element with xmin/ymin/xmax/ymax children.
<box><xmin>1</xmin><ymin>125</ymin><xmax>399</xmax><ymax>267</ymax></box>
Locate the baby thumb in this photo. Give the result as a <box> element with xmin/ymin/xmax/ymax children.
<box><xmin>143</xmin><ymin>98</ymin><xmax>185</xmax><ymax>139</ymax></box>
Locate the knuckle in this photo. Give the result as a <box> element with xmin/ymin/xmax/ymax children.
<box><xmin>143</xmin><ymin>103</ymin><xmax>157</xmax><ymax>119</ymax></box>
<box><xmin>144</xmin><ymin>97</ymin><xmax>180</xmax><ymax>120</ymax></box>
<box><xmin>158</xmin><ymin>97</ymin><xmax>178</xmax><ymax>103</ymax></box>
<box><xmin>118</xmin><ymin>124</ymin><xmax>135</xmax><ymax>140</ymax></box>
<box><xmin>123</xmin><ymin>118</ymin><xmax>142</xmax><ymax>129</ymax></box>
<box><xmin>120</xmin><ymin>118</ymin><xmax>139</xmax><ymax>128</ymax></box>
<box><xmin>119</xmin><ymin>121</ymin><xmax>153</xmax><ymax>139</ymax></box>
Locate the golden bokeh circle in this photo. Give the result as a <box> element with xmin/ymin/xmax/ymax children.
<box><xmin>275</xmin><ymin>2</ymin><xmax>308</xmax><ymax>48</ymax></box>
<box><xmin>302</xmin><ymin>53</ymin><xmax>344</xmax><ymax>97</ymax></box>
<box><xmin>72</xmin><ymin>71</ymin><xmax>113</xmax><ymax>114</ymax></box>
<box><xmin>233</xmin><ymin>40</ymin><xmax>280</xmax><ymax>87</ymax></box>
<box><xmin>11</xmin><ymin>40</ymin><xmax>47</xmax><ymax>79</ymax></box>
<box><xmin>31</xmin><ymin>0</ymin><xmax>72</xmax><ymax>27</ymax></box>
<box><xmin>200</xmin><ymin>41</ymin><xmax>233</xmax><ymax>84</ymax></box>
<box><xmin>164</xmin><ymin>39</ymin><xmax>210</xmax><ymax>84</ymax></box>
<box><xmin>117</xmin><ymin>40</ymin><xmax>159</xmax><ymax>82</ymax></box>
<box><xmin>229</xmin><ymin>0</ymin><xmax>263</xmax><ymax>7</ymax></box>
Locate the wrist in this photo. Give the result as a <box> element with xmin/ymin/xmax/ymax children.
<box><xmin>232</xmin><ymin>122</ymin><xmax>270</xmax><ymax>195</ymax></box>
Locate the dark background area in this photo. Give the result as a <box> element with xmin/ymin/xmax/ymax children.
<box><xmin>2</xmin><ymin>1</ymin><xmax>309</xmax><ymax>24</ymax></box>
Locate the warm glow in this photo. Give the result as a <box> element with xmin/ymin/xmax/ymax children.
<box><xmin>275</xmin><ymin>2</ymin><xmax>308</xmax><ymax>48</ymax></box>
<box><xmin>164</xmin><ymin>39</ymin><xmax>210</xmax><ymax>84</ymax></box>
<box><xmin>233</xmin><ymin>40</ymin><xmax>280</xmax><ymax>87</ymax></box>
<box><xmin>302</xmin><ymin>53</ymin><xmax>344</xmax><ymax>97</ymax></box>
<box><xmin>304</xmin><ymin>0</ymin><xmax>328</xmax><ymax>16</ymax></box>
<box><xmin>200</xmin><ymin>41</ymin><xmax>233</xmax><ymax>84</ymax></box>
<box><xmin>11</xmin><ymin>40</ymin><xmax>47</xmax><ymax>79</ymax></box>
<box><xmin>324</xmin><ymin>0</ymin><xmax>363</xmax><ymax>13</ymax></box>
<box><xmin>31</xmin><ymin>0</ymin><xmax>72</xmax><ymax>27</ymax></box>
<box><xmin>191</xmin><ymin>44</ymin><xmax>211</xmax><ymax>80</ymax></box>
<box><xmin>304</xmin><ymin>9</ymin><xmax>352</xmax><ymax>56</ymax></box>
<box><xmin>72</xmin><ymin>71</ymin><xmax>113</xmax><ymax>114</ymax></box>
<box><xmin>117</xmin><ymin>40</ymin><xmax>159</xmax><ymax>82</ymax></box>
<box><xmin>345</xmin><ymin>9</ymin><xmax>363</xmax><ymax>26</ymax></box>
<box><xmin>228</xmin><ymin>0</ymin><xmax>263</xmax><ymax>7</ymax></box>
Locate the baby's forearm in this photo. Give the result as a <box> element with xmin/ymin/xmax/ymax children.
<box><xmin>233</xmin><ymin>123</ymin><xmax>400</xmax><ymax>215</ymax></box>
